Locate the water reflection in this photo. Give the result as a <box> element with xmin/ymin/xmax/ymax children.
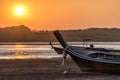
<box><xmin>0</xmin><ymin>42</ymin><xmax>119</xmax><ymax>59</ymax></box>
<box><xmin>11</xmin><ymin>51</ymin><xmax>28</xmax><ymax>59</ymax></box>
<box><xmin>6</xmin><ymin>45</ymin><xmax>27</xmax><ymax>59</ymax></box>
<box><xmin>15</xmin><ymin>45</ymin><xmax>26</xmax><ymax>51</ymax></box>
<box><xmin>0</xmin><ymin>44</ymin><xmax>61</xmax><ymax>59</ymax></box>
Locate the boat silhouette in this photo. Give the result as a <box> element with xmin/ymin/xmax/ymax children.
<box><xmin>53</xmin><ymin>30</ymin><xmax>120</xmax><ymax>73</ymax></box>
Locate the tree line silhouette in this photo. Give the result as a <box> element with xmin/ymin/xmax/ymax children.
<box><xmin>0</xmin><ymin>25</ymin><xmax>120</xmax><ymax>42</ymax></box>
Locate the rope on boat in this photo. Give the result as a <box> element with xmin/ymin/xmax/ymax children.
<box><xmin>61</xmin><ymin>46</ymin><xmax>70</xmax><ymax>66</ymax></box>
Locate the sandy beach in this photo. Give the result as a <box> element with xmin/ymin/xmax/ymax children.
<box><xmin>0</xmin><ymin>57</ymin><xmax>119</xmax><ymax>80</ymax></box>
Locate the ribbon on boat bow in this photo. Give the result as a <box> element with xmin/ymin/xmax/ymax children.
<box><xmin>61</xmin><ymin>46</ymin><xmax>69</xmax><ymax>66</ymax></box>
<box><xmin>61</xmin><ymin>51</ymin><xmax>67</xmax><ymax>66</ymax></box>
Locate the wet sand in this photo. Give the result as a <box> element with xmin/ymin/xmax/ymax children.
<box><xmin>0</xmin><ymin>57</ymin><xmax>119</xmax><ymax>80</ymax></box>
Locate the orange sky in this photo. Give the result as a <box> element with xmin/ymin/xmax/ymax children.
<box><xmin>0</xmin><ymin>0</ymin><xmax>120</xmax><ymax>30</ymax></box>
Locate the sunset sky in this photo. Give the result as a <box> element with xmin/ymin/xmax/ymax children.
<box><xmin>0</xmin><ymin>0</ymin><xmax>120</xmax><ymax>30</ymax></box>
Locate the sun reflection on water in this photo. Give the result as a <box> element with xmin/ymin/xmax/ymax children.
<box><xmin>0</xmin><ymin>44</ymin><xmax>62</xmax><ymax>59</ymax></box>
<box><xmin>12</xmin><ymin>51</ymin><xmax>28</xmax><ymax>59</ymax></box>
<box><xmin>15</xmin><ymin>45</ymin><xmax>26</xmax><ymax>51</ymax></box>
<box><xmin>11</xmin><ymin>45</ymin><xmax>29</xmax><ymax>59</ymax></box>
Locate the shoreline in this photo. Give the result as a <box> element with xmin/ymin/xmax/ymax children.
<box><xmin>0</xmin><ymin>57</ymin><xmax>119</xmax><ymax>80</ymax></box>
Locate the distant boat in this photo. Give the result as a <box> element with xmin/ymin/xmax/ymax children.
<box><xmin>53</xmin><ymin>30</ymin><xmax>120</xmax><ymax>73</ymax></box>
<box><xmin>49</xmin><ymin>42</ymin><xmax>63</xmax><ymax>54</ymax></box>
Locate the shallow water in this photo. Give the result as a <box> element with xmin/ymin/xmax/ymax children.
<box><xmin>0</xmin><ymin>43</ymin><xmax>60</xmax><ymax>59</ymax></box>
<box><xmin>0</xmin><ymin>42</ymin><xmax>120</xmax><ymax>59</ymax></box>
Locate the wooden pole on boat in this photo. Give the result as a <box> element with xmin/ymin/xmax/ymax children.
<box><xmin>54</xmin><ymin>30</ymin><xmax>68</xmax><ymax>48</ymax></box>
<box><xmin>49</xmin><ymin>42</ymin><xmax>54</xmax><ymax>48</ymax></box>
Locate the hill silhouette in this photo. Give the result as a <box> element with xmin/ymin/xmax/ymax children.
<box><xmin>0</xmin><ymin>25</ymin><xmax>120</xmax><ymax>42</ymax></box>
<box><xmin>0</xmin><ymin>25</ymin><xmax>54</xmax><ymax>42</ymax></box>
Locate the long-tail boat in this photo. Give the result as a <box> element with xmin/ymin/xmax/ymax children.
<box><xmin>53</xmin><ymin>30</ymin><xmax>120</xmax><ymax>73</ymax></box>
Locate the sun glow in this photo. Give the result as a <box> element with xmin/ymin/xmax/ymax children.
<box><xmin>15</xmin><ymin>6</ymin><xmax>25</xmax><ymax>16</ymax></box>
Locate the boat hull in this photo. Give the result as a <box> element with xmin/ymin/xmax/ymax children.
<box><xmin>53</xmin><ymin>30</ymin><xmax>120</xmax><ymax>74</ymax></box>
<box><xmin>53</xmin><ymin>47</ymin><xmax>63</xmax><ymax>54</ymax></box>
<box><xmin>67</xmin><ymin>51</ymin><xmax>120</xmax><ymax>73</ymax></box>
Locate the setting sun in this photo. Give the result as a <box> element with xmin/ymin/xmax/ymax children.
<box><xmin>0</xmin><ymin>0</ymin><xmax>120</xmax><ymax>30</ymax></box>
<box><xmin>16</xmin><ymin>7</ymin><xmax>24</xmax><ymax>15</ymax></box>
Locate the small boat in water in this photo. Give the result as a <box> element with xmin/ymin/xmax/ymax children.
<box><xmin>49</xmin><ymin>42</ymin><xmax>63</xmax><ymax>54</ymax></box>
<box><xmin>53</xmin><ymin>30</ymin><xmax>120</xmax><ymax>73</ymax></box>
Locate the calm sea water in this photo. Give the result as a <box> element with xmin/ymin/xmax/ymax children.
<box><xmin>0</xmin><ymin>42</ymin><xmax>120</xmax><ymax>59</ymax></box>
